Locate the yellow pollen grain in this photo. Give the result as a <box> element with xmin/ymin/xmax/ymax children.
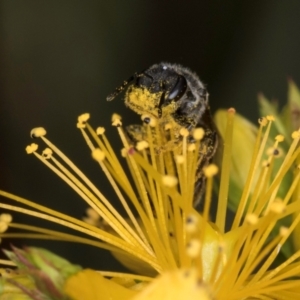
<box><xmin>42</xmin><ymin>148</ymin><xmax>53</xmax><ymax>159</ymax></box>
<box><xmin>92</xmin><ymin>148</ymin><xmax>106</xmax><ymax>161</ymax></box>
<box><xmin>180</xmin><ymin>128</ymin><xmax>189</xmax><ymax>137</ymax></box>
<box><xmin>162</xmin><ymin>175</ymin><xmax>178</xmax><ymax>187</ymax></box>
<box><xmin>275</xmin><ymin>134</ymin><xmax>284</xmax><ymax>142</ymax></box>
<box><xmin>266</xmin><ymin>115</ymin><xmax>275</xmax><ymax>121</ymax></box>
<box><xmin>188</xmin><ymin>144</ymin><xmax>196</xmax><ymax>152</ymax></box>
<box><xmin>0</xmin><ymin>214</ymin><xmax>12</xmax><ymax>223</ymax></box>
<box><xmin>186</xmin><ymin>239</ymin><xmax>201</xmax><ymax>258</ymax></box>
<box><xmin>258</xmin><ymin>117</ymin><xmax>268</xmax><ymax>126</ymax></box>
<box><xmin>96</xmin><ymin>127</ymin><xmax>105</xmax><ymax>135</ymax></box>
<box><xmin>25</xmin><ymin>143</ymin><xmax>38</xmax><ymax>154</ymax></box>
<box><xmin>136</xmin><ymin>141</ymin><xmax>149</xmax><ymax>151</ymax></box>
<box><xmin>30</xmin><ymin>127</ymin><xmax>47</xmax><ymax>138</ymax></box>
<box><xmin>175</xmin><ymin>155</ymin><xmax>185</xmax><ymax>164</ymax></box>
<box><xmin>203</xmin><ymin>164</ymin><xmax>218</xmax><ymax>177</ymax></box>
<box><xmin>0</xmin><ymin>222</ymin><xmax>8</xmax><ymax>233</ymax></box>
<box><xmin>292</xmin><ymin>130</ymin><xmax>300</xmax><ymax>139</ymax></box>
<box><xmin>245</xmin><ymin>213</ymin><xmax>258</xmax><ymax>225</ymax></box>
<box><xmin>78</xmin><ymin>113</ymin><xmax>90</xmax><ymax>123</ymax></box>
<box><xmin>279</xmin><ymin>226</ymin><xmax>289</xmax><ymax>237</ymax></box>
<box><xmin>193</xmin><ymin>128</ymin><xmax>205</xmax><ymax>140</ymax></box>
<box><xmin>270</xmin><ymin>201</ymin><xmax>286</xmax><ymax>214</ymax></box>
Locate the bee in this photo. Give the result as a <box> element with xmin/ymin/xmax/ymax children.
<box><xmin>107</xmin><ymin>62</ymin><xmax>218</xmax><ymax>206</ymax></box>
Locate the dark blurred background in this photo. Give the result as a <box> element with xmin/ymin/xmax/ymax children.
<box><xmin>1</xmin><ymin>1</ymin><xmax>300</xmax><ymax>271</ymax></box>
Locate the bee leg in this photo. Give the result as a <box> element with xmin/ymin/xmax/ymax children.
<box><xmin>193</xmin><ymin>174</ymin><xmax>206</xmax><ymax>208</ymax></box>
<box><xmin>125</xmin><ymin>124</ymin><xmax>147</xmax><ymax>145</ymax></box>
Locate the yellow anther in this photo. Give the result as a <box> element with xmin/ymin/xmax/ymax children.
<box><xmin>30</xmin><ymin>127</ymin><xmax>47</xmax><ymax>138</ymax></box>
<box><xmin>26</xmin><ymin>143</ymin><xmax>38</xmax><ymax>154</ymax></box>
<box><xmin>179</xmin><ymin>128</ymin><xmax>189</xmax><ymax>137</ymax></box>
<box><xmin>0</xmin><ymin>214</ymin><xmax>12</xmax><ymax>223</ymax></box>
<box><xmin>136</xmin><ymin>141</ymin><xmax>149</xmax><ymax>151</ymax></box>
<box><xmin>42</xmin><ymin>148</ymin><xmax>53</xmax><ymax>159</ymax></box>
<box><xmin>78</xmin><ymin>113</ymin><xmax>90</xmax><ymax>123</ymax></box>
<box><xmin>275</xmin><ymin>135</ymin><xmax>284</xmax><ymax>142</ymax></box>
<box><xmin>245</xmin><ymin>213</ymin><xmax>258</xmax><ymax>225</ymax></box>
<box><xmin>162</xmin><ymin>175</ymin><xmax>178</xmax><ymax>187</ymax></box>
<box><xmin>175</xmin><ymin>155</ymin><xmax>185</xmax><ymax>164</ymax></box>
<box><xmin>92</xmin><ymin>148</ymin><xmax>106</xmax><ymax>161</ymax></box>
<box><xmin>193</xmin><ymin>128</ymin><xmax>205</xmax><ymax>140</ymax></box>
<box><xmin>258</xmin><ymin>117</ymin><xmax>268</xmax><ymax>126</ymax></box>
<box><xmin>96</xmin><ymin>127</ymin><xmax>105</xmax><ymax>135</ymax></box>
<box><xmin>186</xmin><ymin>239</ymin><xmax>201</xmax><ymax>258</ymax></box>
<box><xmin>203</xmin><ymin>164</ymin><xmax>218</xmax><ymax>177</ymax></box>
<box><xmin>266</xmin><ymin>115</ymin><xmax>275</xmax><ymax>121</ymax></box>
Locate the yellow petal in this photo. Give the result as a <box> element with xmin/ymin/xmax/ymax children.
<box><xmin>214</xmin><ymin>110</ymin><xmax>257</xmax><ymax>189</ymax></box>
<box><xmin>64</xmin><ymin>269</ymin><xmax>137</xmax><ymax>300</ymax></box>
<box><xmin>132</xmin><ymin>268</ymin><xmax>213</xmax><ymax>300</ymax></box>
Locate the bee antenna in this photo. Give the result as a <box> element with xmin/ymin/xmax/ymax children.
<box><xmin>107</xmin><ymin>73</ymin><xmax>139</xmax><ymax>101</ymax></box>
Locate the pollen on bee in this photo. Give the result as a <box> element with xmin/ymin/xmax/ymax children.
<box><xmin>164</xmin><ymin>123</ymin><xmax>173</xmax><ymax>130</ymax></box>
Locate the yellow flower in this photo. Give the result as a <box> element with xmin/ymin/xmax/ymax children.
<box><xmin>0</xmin><ymin>106</ymin><xmax>300</xmax><ymax>299</ymax></box>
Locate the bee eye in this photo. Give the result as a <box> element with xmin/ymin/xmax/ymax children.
<box><xmin>167</xmin><ymin>75</ymin><xmax>187</xmax><ymax>101</ymax></box>
<box><xmin>136</xmin><ymin>72</ymin><xmax>153</xmax><ymax>87</ymax></box>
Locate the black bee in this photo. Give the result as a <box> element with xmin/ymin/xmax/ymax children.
<box><xmin>107</xmin><ymin>62</ymin><xmax>218</xmax><ymax>205</ymax></box>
